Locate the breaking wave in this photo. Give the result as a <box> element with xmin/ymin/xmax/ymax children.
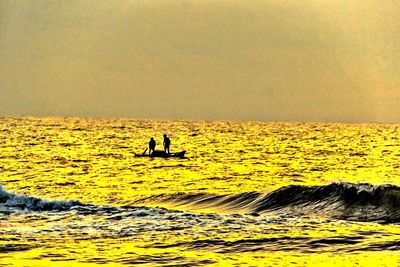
<box><xmin>145</xmin><ymin>182</ymin><xmax>400</xmax><ymax>223</ymax></box>
<box><xmin>0</xmin><ymin>184</ymin><xmax>85</xmax><ymax>212</ymax></box>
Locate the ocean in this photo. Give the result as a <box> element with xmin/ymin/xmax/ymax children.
<box><xmin>0</xmin><ymin>117</ymin><xmax>399</xmax><ymax>266</ymax></box>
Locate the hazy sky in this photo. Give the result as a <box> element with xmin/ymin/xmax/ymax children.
<box><xmin>1</xmin><ymin>0</ymin><xmax>399</xmax><ymax>122</ymax></box>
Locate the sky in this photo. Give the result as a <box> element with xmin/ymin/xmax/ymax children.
<box><xmin>1</xmin><ymin>0</ymin><xmax>399</xmax><ymax>123</ymax></box>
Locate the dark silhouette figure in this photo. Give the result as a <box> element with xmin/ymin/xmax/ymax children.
<box><xmin>148</xmin><ymin>137</ymin><xmax>156</xmax><ymax>155</ymax></box>
<box><xmin>163</xmin><ymin>134</ymin><xmax>170</xmax><ymax>155</ymax></box>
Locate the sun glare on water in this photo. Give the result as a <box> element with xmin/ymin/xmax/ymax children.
<box><xmin>0</xmin><ymin>117</ymin><xmax>399</xmax><ymax>266</ymax></box>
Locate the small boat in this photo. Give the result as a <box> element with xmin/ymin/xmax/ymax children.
<box><xmin>135</xmin><ymin>150</ymin><xmax>186</xmax><ymax>158</ymax></box>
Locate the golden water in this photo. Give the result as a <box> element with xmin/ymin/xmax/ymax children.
<box><xmin>0</xmin><ymin>117</ymin><xmax>399</xmax><ymax>266</ymax></box>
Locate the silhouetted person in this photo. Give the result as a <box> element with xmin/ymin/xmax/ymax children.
<box><xmin>163</xmin><ymin>134</ymin><xmax>170</xmax><ymax>155</ymax></box>
<box><xmin>149</xmin><ymin>137</ymin><xmax>156</xmax><ymax>155</ymax></box>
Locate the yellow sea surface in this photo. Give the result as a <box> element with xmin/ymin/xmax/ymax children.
<box><xmin>0</xmin><ymin>117</ymin><xmax>399</xmax><ymax>266</ymax></box>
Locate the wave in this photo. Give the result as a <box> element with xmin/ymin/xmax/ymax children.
<box><xmin>2</xmin><ymin>183</ymin><xmax>400</xmax><ymax>223</ymax></box>
<box><xmin>145</xmin><ymin>182</ymin><xmax>400</xmax><ymax>223</ymax></box>
<box><xmin>0</xmin><ymin>185</ymin><xmax>213</xmax><ymax>221</ymax></box>
<box><xmin>0</xmin><ymin>184</ymin><xmax>85</xmax><ymax>212</ymax></box>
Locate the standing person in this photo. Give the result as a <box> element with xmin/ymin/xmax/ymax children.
<box><xmin>163</xmin><ymin>134</ymin><xmax>170</xmax><ymax>155</ymax></box>
<box><xmin>148</xmin><ymin>137</ymin><xmax>156</xmax><ymax>155</ymax></box>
